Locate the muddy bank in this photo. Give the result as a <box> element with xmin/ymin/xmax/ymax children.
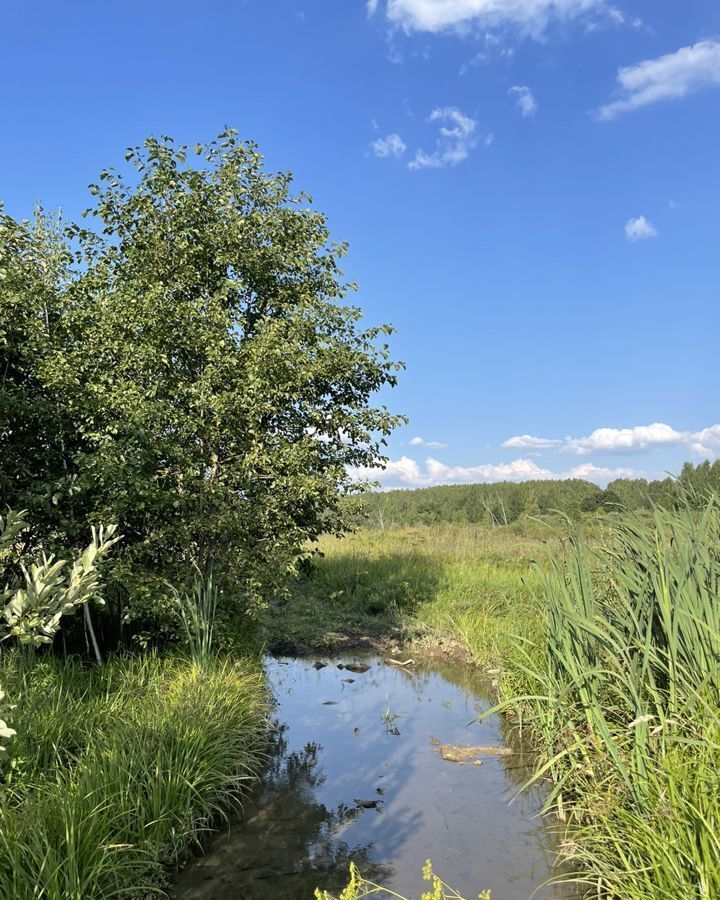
<box><xmin>267</xmin><ymin>628</ymin><xmax>473</xmax><ymax>669</ymax></box>
<box><xmin>266</xmin><ymin>629</ymin><xmax>401</xmax><ymax>657</ymax></box>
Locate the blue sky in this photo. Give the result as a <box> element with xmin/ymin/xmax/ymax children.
<box><xmin>3</xmin><ymin>0</ymin><xmax>719</xmax><ymax>488</ymax></box>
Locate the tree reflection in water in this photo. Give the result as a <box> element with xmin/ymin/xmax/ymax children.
<box><xmin>174</xmin><ymin>721</ymin><xmax>392</xmax><ymax>900</ymax></box>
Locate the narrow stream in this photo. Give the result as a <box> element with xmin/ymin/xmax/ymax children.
<box><xmin>173</xmin><ymin>652</ymin><xmax>573</xmax><ymax>899</ymax></box>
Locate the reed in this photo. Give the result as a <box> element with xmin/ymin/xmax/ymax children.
<box><xmin>484</xmin><ymin>496</ymin><xmax>720</xmax><ymax>896</ymax></box>
<box><xmin>170</xmin><ymin>568</ymin><xmax>219</xmax><ymax>665</ymax></box>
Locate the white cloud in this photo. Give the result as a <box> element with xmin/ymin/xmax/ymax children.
<box><xmin>624</xmin><ymin>215</ymin><xmax>657</xmax><ymax>241</ymax></box>
<box><xmin>371</xmin><ymin>133</ymin><xmax>407</xmax><ymax>158</ymax></box>
<box><xmin>564</xmin><ymin>463</ymin><xmax>639</xmax><ymax>481</ymax></box>
<box><xmin>369</xmin><ymin>0</ymin><xmax>610</xmax><ymax>37</ymax></box>
<box><xmin>566</xmin><ymin>423</ymin><xmax>720</xmax><ymax>457</ymax></box>
<box><xmin>424</xmin><ymin>457</ymin><xmax>555</xmax><ymax>483</ymax></box>
<box><xmin>352</xmin><ymin>421</ymin><xmax>720</xmax><ymax>492</ymax></box>
<box><xmin>367</xmin><ymin>0</ymin><xmax>380</xmax><ymax>15</ymax></box>
<box><xmin>598</xmin><ymin>39</ymin><xmax>720</xmax><ymax>120</ymax></box>
<box><xmin>350</xmin><ymin>455</ymin><xmax>425</xmax><ymax>486</ymax></box>
<box><xmin>503</xmin><ymin>422</ymin><xmax>720</xmax><ymax>460</ymax></box>
<box><xmin>689</xmin><ymin>425</ymin><xmax>720</xmax><ymax>458</ymax></box>
<box><xmin>503</xmin><ymin>434</ymin><xmax>563</xmax><ymax>450</ymax></box>
<box><xmin>565</xmin><ymin>423</ymin><xmax>685</xmax><ymax>455</ymax></box>
<box><xmin>409</xmin><ymin>436</ymin><xmax>448</xmax><ymax>449</ymax></box>
<box><xmin>350</xmin><ymin>455</ymin><xmax>640</xmax><ymax>488</ymax></box>
<box><xmin>509</xmin><ymin>85</ymin><xmax>537</xmax><ymax>117</ymax></box>
<box><xmin>351</xmin><ymin>456</ymin><xmax>554</xmax><ymax>487</ymax></box>
<box><xmin>409</xmin><ymin>107</ymin><xmax>477</xmax><ymax>170</ymax></box>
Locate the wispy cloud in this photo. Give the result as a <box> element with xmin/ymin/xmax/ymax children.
<box><xmin>371</xmin><ymin>133</ymin><xmax>407</xmax><ymax>158</ymax></box>
<box><xmin>509</xmin><ymin>85</ymin><xmax>537</xmax><ymax>117</ymax></box>
<box><xmin>459</xmin><ymin>32</ymin><xmax>514</xmax><ymax>73</ymax></box>
<box><xmin>502</xmin><ymin>434</ymin><xmax>562</xmax><ymax>450</ymax></box>
<box><xmin>409</xmin><ymin>435</ymin><xmax>448</xmax><ymax>449</ymax></box>
<box><xmin>350</xmin><ymin>456</ymin><xmax>639</xmax><ymax>488</ymax></box>
<box><xmin>625</xmin><ymin>215</ymin><xmax>657</xmax><ymax>241</ymax></box>
<box><xmin>368</xmin><ymin>0</ymin><xmax>612</xmax><ymax>38</ymax></box>
<box><xmin>409</xmin><ymin>107</ymin><xmax>477</xmax><ymax>170</ymax></box>
<box><xmin>504</xmin><ymin>422</ymin><xmax>720</xmax><ymax>458</ymax></box>
<box><xmin>605</xmin><ymin>6</ymin><xmax>643</xmax><ymax>28</ymax></box>
<box><xmin>598</xmin><ymin>39</ymin><xmax>720</xmax><ymax>120</ymax></box>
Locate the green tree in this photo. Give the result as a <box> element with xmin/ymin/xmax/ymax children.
<box><xmin>676</xmin><ymin>460</ymin><xmax>720</xmax><ymax>502</ymax></box>
<box><xmin>602</xmin><ymin>478</ymin><xmax>651</xmax><ymax>512</ymax></box>
<box><xmin>0</xmin><ymin>208</ymin><xmax>74</xmax><ymax>533</ymax></box>
<box><xmin>1</xmin><ymin>131</ymin><xmax>403</xmax><ymax>636</ymax></box>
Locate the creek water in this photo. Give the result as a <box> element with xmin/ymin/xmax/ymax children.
<box><xmin>173</xmin><ymin>652</ymin><xmax>573</xmax><ymax>900</ymax></box>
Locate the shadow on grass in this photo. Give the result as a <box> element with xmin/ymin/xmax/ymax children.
<box><xmin>266</xmin><ymin>551</ymin><xmax>445</xmax><ymax>650</ymax></box>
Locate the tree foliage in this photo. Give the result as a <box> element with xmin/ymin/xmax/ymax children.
<box><xmin>0</xmin><ymin>131</ymin><xmax>403</xmax><ymax>639</ymax></box>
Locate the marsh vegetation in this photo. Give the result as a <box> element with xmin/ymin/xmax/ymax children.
<box><xmin>293</xmin><ymin>497</ymin><xmax>720</xmax><ymax>898</ymax></box>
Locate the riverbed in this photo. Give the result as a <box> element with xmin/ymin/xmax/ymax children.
<box><xmin>173</xmin><ymin>652</ymin><xmax>572</xmax><ymax>899</ymax></box>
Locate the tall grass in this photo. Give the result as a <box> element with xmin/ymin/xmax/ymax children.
<box><xmin>169</xmin><ymin>568</ymin><xmax>219</xmax><ymax>665</ymax></box>
<box><xmin>573</xmin><ymin>730</ymin><xmax>720</xmax><ymax>898</ymax></box>
<box><xmin>492</xmin><ymin>497</ymin><xmax>720</xmax><ymax>896</ymax></box>
<box><xmin>0</xmin><ymin>652</ymin><xmax>266</xmax><ymax>899</ymax></box>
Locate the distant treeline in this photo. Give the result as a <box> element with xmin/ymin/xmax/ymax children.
<box><xmin>354</xmin><ymin>461</ymin><xmax>720</xmax><ymax>527</ymax></box>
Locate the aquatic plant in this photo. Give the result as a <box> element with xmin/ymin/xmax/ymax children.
<box><xmin>315</xmin><ymin>860</ymin><xmax>491</xmax><ymax>900</ymax></box>
<box><xmin>510</xmin><ymin>497</ymin><xmax>720</xmax><ymax>808</ymax></box>
<box><xmin>381</xmin><ymin>700</ymin><xmax>401</xmax><ymax>735</ymax></box>
<box><xmin>476</xmin><ymin>496</ymin><xmax>720</xmax><ymax>895</ymax></box>
<box><xmin>170</xmin><ymin>566</ymin><xmax>219</xmax><ymax>665</ymax></box>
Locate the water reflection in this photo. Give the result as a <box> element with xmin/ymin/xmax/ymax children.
<box><xmin>173</xmin><ymin>722</ymin><xmax>391</xmax><ymax>898</ymax></box>
<box><xmin>174</xmin><ymin>653</ymin><xmax>572</xmax><ymax>900</ymax></box>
